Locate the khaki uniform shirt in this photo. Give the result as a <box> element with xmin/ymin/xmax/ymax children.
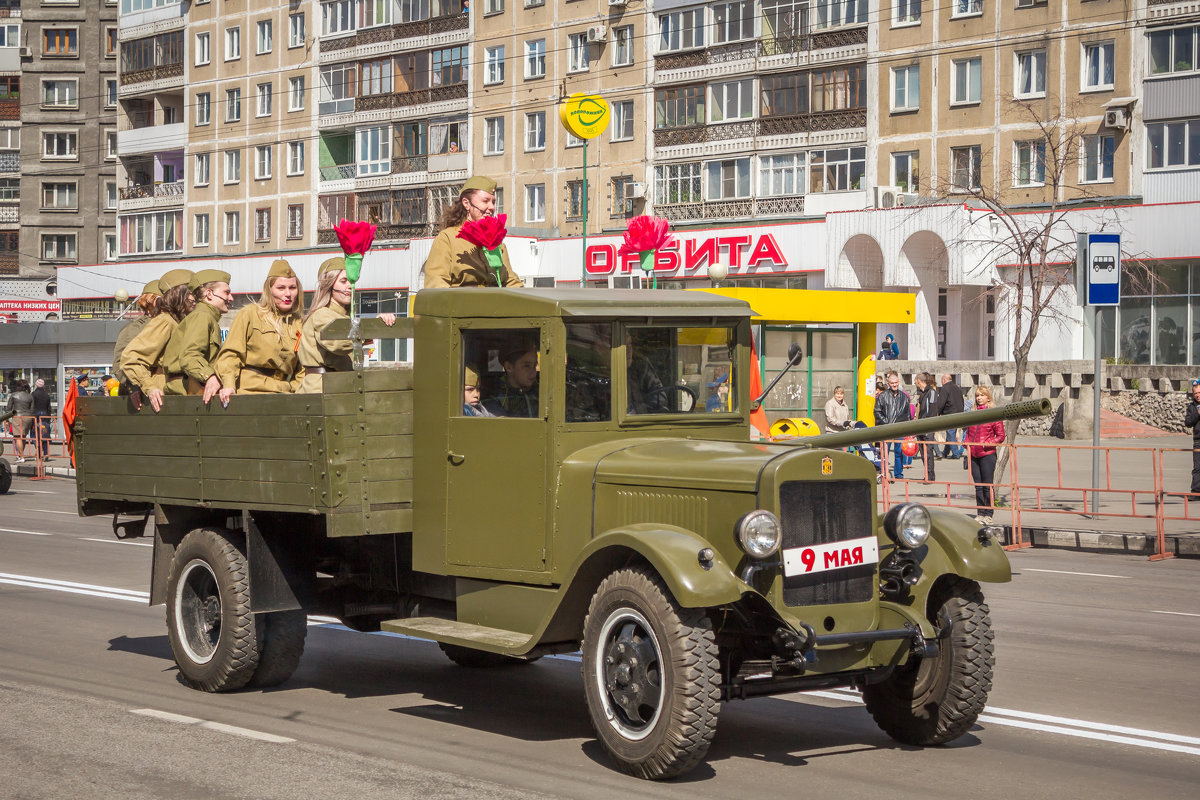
<box><xmin>119</xmin><ymin>314</ymin><xmax>179</xmax><ymax>394</ymax></box>
<box><xmin>162</xmin><ymin>302</ymin><xmax>222</xmax><ymax>395</ymax></box>
<box><xmin>112</xmin><ymin>316</ymin><xmax>149</xmax><ymax>385</ymax></box>
<box><xmin>214</xmin><ymin>304</ymin><xmax>302</xmax><ymax>394</ymax></box>
<box><xmin>296</xmin><ymin>304</ymin><xmax>352</xmax><ymax>394</ymax></box>
<box><xmin>423</xmin><ymin>224</ymin><xmax>523</xmax><ymax>288</ymax></box>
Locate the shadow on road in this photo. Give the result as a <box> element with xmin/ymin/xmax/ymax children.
<box><xmin>107</xmin><ymin>633</ymin><xmax>173</xmax><ymax>661</ymax></box>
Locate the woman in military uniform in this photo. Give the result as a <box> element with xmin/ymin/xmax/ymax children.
<box><xmin>215</xmin><ymin>260</ymin><xmax>304</xmax><ymax>402</ymax></box>
<box><xmin>111</xmin><ymin>279</ymin><xmax>161</xmax><ymax>391</ymax></box>
<box><xmin>297</xmin><ymin>257</ymin><xmax>395</xmax><ymax>393</ymax></box>
<box><xmin>162</xmin><ymin>269</ymin><xmax>232</xmax><ymax>404</ymax></box>
<box><xmin>119</xmin><ymin>269</ymin><xmax>195</xmax><ymax>412</ymax></box>
<box><xmin>423</xmin><ymin>176</ymin><xmax>523</xmax><ymax>288</ymax></box>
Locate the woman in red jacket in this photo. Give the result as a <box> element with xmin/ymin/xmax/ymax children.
<box><xmin>964</xmin><ymin>385</ymin><xmax>1006</xmax><ymax>523</ymax></box>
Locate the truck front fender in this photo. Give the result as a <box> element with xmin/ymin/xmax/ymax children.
<box><xmin>921</xmin><ymin>508</ymin><xmax>1012</xmax><ymax>584</ymax></box>
<box><xmin>576</xmin><ymin>524</ymin><xmax>746</xmax><ymax>609</ymax></box>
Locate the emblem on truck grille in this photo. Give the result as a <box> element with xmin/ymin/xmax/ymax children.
<box><xmin>821</xmin><ymin>457</ymin><xmax>833</xmax><ymax>475</ymax></box>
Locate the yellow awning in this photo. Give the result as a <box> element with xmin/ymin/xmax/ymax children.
<box><xmin>693</xmin><ymin>287</ymin><xmax>915</xmax><ymax>325</ymax></box>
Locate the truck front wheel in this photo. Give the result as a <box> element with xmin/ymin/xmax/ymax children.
<box><xmin>581</xmin><ymin>567</ymin><xmax>720</xmax><ymax>780</ymax></box>
<box><xmin>863</xmin><ymin>576</ymin><xmax>994</xmax><ymax>745</ymax></box>
<box><xmin>166</xmin><ymin>528</ymin><xmax>261</xmax><ymax>692</ymax></box>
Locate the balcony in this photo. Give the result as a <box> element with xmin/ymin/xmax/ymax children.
<box><xmin>0</xmin><ymin>205</ymin><xmax>18</xmax><ymax>224</ymax></box>
<box><xmin>320</xmin><ymin>164</ymin><xmax>358</xmax><ymax>182</ymax></box>
<box><xmin>0</xmin><ymin>99</ymin><xmax>16</xmax><ymax>121</ymax></box>
<box><xmin>655</xmin><ymin>195</ymin><xmax>805</xmax><ymax>223</ymax></box>
<box><xmin>118</xmin><ymin>123</ymin><xmax>187</xmax><ymax>156</ymax></box>
<box><xmin>654</xmin><ymin>40</ymin><xmax>759</xmax><ymax>71</ymax></box>
<box><xmin>120</xmin><ymin>62</ymin><xmax>184</xmax><ymax>89</ymax></box>
<box><xmin>0</xmin><ymin>151</ymin><xmax>17</xmax><ymax>173</ymax></box>
<box><xmin>654</xmin><ymin>110</ymin><xmax>866</xmax><ymax>150</ymax></box>
<box><xmin>656</xmin><ymin>26</ymin><xmax>868</xmax><ymax>82</ymax></box>
<box><xmin>119</xmin><ymin>181</ymin><xmax>184</xmax><ymax>201</ymax></box>
<box><xmin>319</xmin><ymin>15</ymin><xmax>468</xmax><ymax>59</ymax></box>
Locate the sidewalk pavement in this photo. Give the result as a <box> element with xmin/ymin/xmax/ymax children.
<box><xmin>7</xmin><ymin>433</ymin><xmax>1199</xmax><ymax>559</ymax></box>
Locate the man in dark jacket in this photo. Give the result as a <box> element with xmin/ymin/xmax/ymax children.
<box><xmin>915</xmin><ymin>372</ymin><xmax>938</xmax><ymax>481</ymax></box>
<box><xmin>936</xmin><ymin>373</ymin><xmax>966</xmax><ymax>459</ymax></box>
<box><xmin>1186</xmin><ymin>379</ymin><xmax>1200</xmax><ymax>494</ymax></box>
<box><xmin>874</xmin><ymin>371</ymin><xmax>911</xmax><ymax>479</ymax></box>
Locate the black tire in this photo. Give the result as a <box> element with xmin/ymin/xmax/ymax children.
<box><xmin>581</xmin><ymin>567</ymin><xmax>720</xmax><ymax>780</ymax></box>
<box><xmin>863</xmin><ymin>576</ymin><xmax>994</xmax><ymax>745</ymax></box>
<box><xmin>438</xmin><ymin>642</ymin><xmax>539</xmax><ymax>668</ymax></box>
<box><xmin>165</xmin><ymin>527</ymin><xmax>261</xmax><ymax>692</ymax></box>
<box><xmin>247</xmin><ymin>610</ymin><xmax>308</xmax><ymax>688</ymax></box>
<box><xmin>0</xmin><ymin>460</ymin><xmax>11</xmax><ymax>494</ymax></box>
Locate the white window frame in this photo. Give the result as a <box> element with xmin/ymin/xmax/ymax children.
<box><xmin>1014</xmin><ymin>49</ymin><xmax>1047</xmax><ymax>99</ymax></box>
<box><xmin>949</xmin><ymin>144</ymin><xmax>982</xmax><ymax>192</ymax></box>
<box><xmin>106</xmin><ymin>131</ymin><xmax>118</xmax><ymax>160</ymax></box>
<box><xmin>255</xmin><ymin>208</ymin><xmax>271</xmax><ymax>242</ymax></box>
<box><xmin>224</xmin><ymin>211</ymin><xmax>241</xmax><ymax>245</ymax></box>
<box><xmin>104</xmin><ymin>233</ymin><xmax>118</xmax><ymax>261</ymax></box>
<box><xmin>225</xmin><ymin>26</ymin><xmax>241</xmax><ymax>61</ymax></box>
<box><xmin>195</xmin><ymin>152</ymin><xmax>211</xmax><ymax>185</ymax></box>
<box><xmin>484</xmin><ymin>46</ymin><xmax>505</xmax><ymax>85</ymax></box>
<box><xmin>105</xmin><ymin>79</ymin><xmax>118</xmax><ymax>109</ymax></box>
<box><xmin>256</xmin><ymin>82</ymin><xmax>272</xmax><ymax>117</ymax></box>
<box><xmin>951</xmin><ymin>0</ymin><xmax>982</xmax><ymax>17</ymax></box>
<box><xmin>708</xmin><ymin>79</ymin><xmax>754</xmax><ymax>124</ymax></box>
<box><xmin>893</xmin><ymin>0</ymin><xmax>921</xmax><ymax>26</ymax></box>
<box><xmin>289</xmin><ymin>76</ymin><xmax>305</xmax><ymax>111</ymax></box>
<box><xmin>704</xmin><ymin>156</ymin><xmax>751</xmax><ymax>201</ymax></box>
<box><xmin>525</xmin><ymin>39</ymin><xmax>546</xmax><ymax>79</ymax></box>
<box><xmin>658</xmin><ymin>8</ymin><xmax>705</xmax><ymax>53</ymax></box>
<box><xmin>289</xmin><ymin>13</ymin><xmax>306</xmax><ymax>48</ymax></box>
<box><xmin>287</xmin><ymin>204</ymin><xmax>304</xmax><ymax>239</ymax></box>
<box><xmin>891</xmin><ymin>64</ymin><xmax>919</xmax><ymax>112</ymax></box>
<box><xmin>611</xmin><ymin>100</ymin><xmax>634</xmax><ymax>142</ymax></box>
<box><xmin>1013</xmin><ymin>139</ymin><xmax>1046</xmax><ymax>187</ymax></box>
<box><xmin>195</xmin><ymin>213</ymin><xmax>210</xmax><ymax>247</ymax></box>
<box><xmin>195</xmin><ymin>31</ymin><xmax>211</xmax><ymax>66</ymax></box>
<box><xmin>42</xmin><ymin>79</ymin><xmax>78</xmax><ymax>109</ymax></box>
<box><xmin>712</xmin><ymin>1</ymin><xmax>754</xmax><ymax>44</ymax></box>
<box><xmin>224</xmin><ymin>149</ymin><xmax>241</xmax><ymax>183</ymax></box>
<box><xmin>525</xmin><ymin>111</ymin><xmax>546</xmax><ymax>151</ymax></box>
<box><xmin>226</xmin><ymin>88</ymin><xmax>242</xmax><ymax>122</ymax></box>
<box><xmin>196</xmin><ymin>92</ymin><xmax>211</xmax><ymax>126</ymax></box>
<box><xmin>525</xmin><ymin>183</ymin><xmax>546</xmax><ymax>223</ymax></box>
<box><xmin>255</xmin><ymin>145</ymin><xmax>272</xmax><ymax>179</ymax></box>
<box><xmin>891</xmin><ymin>150</ymin><xmax>919</xmax><ymax>192</ymax></box>
<box><xmin>612</xmin><ymin>25</ymin><xmax>634</xmax><ymax>67</ymax></box>
<box><xmin>40</xmin><ymin>233</ymin><xmax>77</xmax><ymax>262</ymax></box>
<box><xmin>356</xmin><ymin>124</ymin><xmax>391</xmax><ymax>176</ymax></box>
<box><xmin>104</xmin><ymin>180</ymin><xmax>118</xmax><ymax>210</ymax></box>
<box><xmin>41</xmin><ymin>130</ymin><xmax>78</xmax><ymax>160</ymax></box>
<box><xmin>951</xmin><ymin>57</ymin><xmax>982</xmax><ymax>105</ymax></box>
<box><xmin>758</xmin><ymin>152</ymin><xmax>806</xmax><ymax>197</ymax></box>
<box><xmin>568</xmin><ymin>33</ymin><xmax>589</xmax><ymax>73</ymax></box>
<box><xmin>287</xmin><ymin>141</ymin><xmax>305</xmax><ymax>176</ymax></box>
<box><xmin>484</xmin><ymin>117</ymin><xmax>505</xmax><ymax>155</ymax></box>
<box><xmin>1144</xmin><ymin>121</ymin><xmax>1194</xmax><ymax>171</ymax></box>
<box><xmin>1082</xmin><ymin>41</ymin><xmax>1115</xmax><ymax>92</ymax></box>
<box><xmin>41</xmin><ymin>181</ymin><xmax>78</xmax><ymax>211</ymax></box>
<box><xmin>256</xmin><ymin>19</ymin><xmax>272</xmax><ymax>55</ymax></box>
<box><xmin>485</xmin><ymin>0</ymin><xmax>504</xmax><ymax>13</ymax></box>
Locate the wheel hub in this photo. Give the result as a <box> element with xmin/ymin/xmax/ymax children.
<box><xmin>602</xmin><ymin>623</ymin><xmax>660</xmax><ymax>728</ymax></box>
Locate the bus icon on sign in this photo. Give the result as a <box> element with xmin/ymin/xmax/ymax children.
<box><xmin>1093</xmin><ymin>255</ymin><xmax>1116</xmax><ymax>272</ymax></box>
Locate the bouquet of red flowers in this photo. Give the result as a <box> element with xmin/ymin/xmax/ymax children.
<box><xmin>618</xmin><ymin>216</ymin><xmax>675</xmax><ymax>288</ymax></box>
<box><xmin>457</xmin><ymin>213</ymin><xmax>509</xmax><ymax>286</ymax></box>
<box><xmin>333</xmin><ymin>219</ymin><xmax>376</xmax><ymax>285</ymax></box>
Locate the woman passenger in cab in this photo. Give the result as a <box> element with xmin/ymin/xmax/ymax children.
<box><xmin>215</xmin><ymin>260</ymin><xmax>304</xmax><ymax>403</ymax></box>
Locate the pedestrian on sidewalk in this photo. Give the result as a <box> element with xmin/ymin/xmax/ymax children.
<box><xmin>1186</xmin><ymin>378</ymin><xmax>1200</xmax><ymax>494</ymax></box>
<box><xmin>964</xmin><ymin>385</ymin><xmax>1005</xmax><ymax>523</ymax></box>
<box><xmin>5</xmin><ymin>379</ymin><xmax>33</xmax><ymax>463</ymax></box>
<box><xmin>874</xmin><ymin>371</ymin><xmax>911</xmax><ymax>479</ymax></box>
<box><xmin>31</xmin><ymin>378</ymin><xmax>52</xmax><ymax>461</ymax></box>
<box><xmin>915</xmin><ymin>372</ymin><xmax>938</xmax><ymax>481</ymax></box>
<box><xmin>936</xmin><ymin>373</ymin><xmax>966</xmax><ymax>459</ymax></box>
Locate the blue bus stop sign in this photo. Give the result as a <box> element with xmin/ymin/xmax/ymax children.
<box><xmin>1085</xmin><ymin>233</ymin><xmax>1120</xmax><ymax>306</ymax></box>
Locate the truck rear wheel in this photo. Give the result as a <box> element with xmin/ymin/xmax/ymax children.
<box><xmin>166</xmin><ymin>528</ymin><xmax>261</xmax><ymax>692</ymax></box>
<box><xmin>863</xmin><ymin>576</ymin><xmax>994</xmax><ymax>745</ymax></box>
<box><xmin>581</xmin><ymin>567</ymin><xmax>720</xmax><ymax>780</ymax></box>
<box><xmin>247</xmin><ymin>610</ymin><xmax>307</xmax><ymax>688</ymax></box>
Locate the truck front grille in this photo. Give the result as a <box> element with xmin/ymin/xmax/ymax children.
<box><xmin>778</xmin><ymin>480</ymin><xmax>874</xmax><ymax>606</ymax></box>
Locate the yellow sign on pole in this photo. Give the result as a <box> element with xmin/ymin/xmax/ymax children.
<box><xmin>559</xmin><ymin>93</ymin><xmax>610</xmax><ymax>139</ymax></box>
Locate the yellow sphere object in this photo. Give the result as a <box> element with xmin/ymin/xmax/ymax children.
<box><xmin>769</xmin><ymin>417</ymin><xmax>821</xmax><ymax>439</ymax></box>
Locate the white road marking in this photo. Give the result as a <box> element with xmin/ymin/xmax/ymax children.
<box><xmin>1149</xmin><ymin>610</ymin><xmax>1200</xmax><ymax>618</ymax></box>
<box><xmin>0</xmin><ymin>527</ymin><xmax>51</xmax><ymax>536</ymax></box>
<box><xmin>1022</xmin><ymin>568</ymin><xmax>1130</xmax><ymax>579</ymax></box>
<box><xmin>0</xmin><ymin>572</ymin><xmax>148</xmax><ymax>603</ymax></box>
<box><xmin>31</xmin><ymin>509</ymin><xmax>80</xmax><ymax>515</ymax></box>
<box><xmin>78</xmin><ymin>536</ymin><xmax>153</xmax><ymax>548</ymax></box>
<box><xmin>7</xmin><ymin>489</ymin><xmax>58</xmax><ymax>494</ymax></box>
<box><xmin>131</xmin><ymin>709</ymin><xmax>294</xmax><ymax>743</ymax></box>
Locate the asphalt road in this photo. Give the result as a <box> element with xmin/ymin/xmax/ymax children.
<box><xmin>1</xmin><ymin>474</ymin><xmax>1197</xmax><ymax>799</ymax></box>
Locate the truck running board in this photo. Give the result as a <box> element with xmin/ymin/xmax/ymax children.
<box><xmin>381</xmin><ymin>616</ymin><xmax>532</xmax><ymax>654</ymax></box>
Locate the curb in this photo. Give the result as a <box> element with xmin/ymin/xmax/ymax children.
<box><xmin>11</xmin><ymin>463</ymin><xmax>76</xmax><ymax>479</ymax></box>
<box><xmin>1000</xmin><ymin>526</ymin><xmax>1200</xmax><ymax>559</ymax></box>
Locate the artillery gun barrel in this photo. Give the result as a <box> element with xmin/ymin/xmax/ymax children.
<box><xmin>0</xmin><ymin>410</ymin><xmax>15</xmax><ymax>425</ymax></box>
<box><xmin>791</xmin><ymin>398</ymin><xmax>1052</xmax><ymax>450</ymax></box>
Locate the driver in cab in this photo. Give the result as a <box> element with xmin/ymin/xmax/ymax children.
<box><xmin>626</xmin><ymin>333</ymin><xmax>667</xmax><ymax>414</ymax></box>
<box><xmin>483</xmin><ymin>345</ymin><xmax>539</xmax><ymax>417</ymax></box>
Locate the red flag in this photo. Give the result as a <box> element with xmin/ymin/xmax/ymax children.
<box><xmin>62</xmin><ymin>378</ymin><xmax>78</xmax><ymax>467</ymax></box>
<box><xmin>749</xmin><ymin>339</ymin><xmax>770</xmax><ymax>440</ymax></box>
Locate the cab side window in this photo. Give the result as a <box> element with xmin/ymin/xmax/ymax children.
<box><xmin>460</xmin><ymin>329</ymin><xmax>541</xmax><ymax>418</ymax></box>
<box><xmin>566</xmin><ymin>322</ymin><xmax>612</xmax><ymax>422</ymax></box>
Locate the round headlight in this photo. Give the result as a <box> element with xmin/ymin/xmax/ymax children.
<box><xmin>736</xmin><ymin>510</ymin><xmax>782</xmax><ymax>559</ymax></box>
<box><xmin>884</xmin><ymin>503</ymin><xmax>932</xmax><ymax>549</ymax></box>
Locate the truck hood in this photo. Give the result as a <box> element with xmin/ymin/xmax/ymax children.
<box><xmin>592</xmin><ymin>438</ymin><xmax>786</xmax><ymax>493</ymax></box>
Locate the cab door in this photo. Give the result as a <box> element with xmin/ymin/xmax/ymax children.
<box><xmin>444</xmin><ymin>324</ymin><xmax>549</xmax><ymax>576</ymax></box>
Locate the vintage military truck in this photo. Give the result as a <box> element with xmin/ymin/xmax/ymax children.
<box><xmin>74</xmin><ymin>289</ymin><xmax>1048</xmax><ymax>779</ymax></box>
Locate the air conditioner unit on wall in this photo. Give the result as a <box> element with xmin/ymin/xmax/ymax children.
<box><xmin>586</xmin><ymin>25</ymin><xmax>608</xmax><ymax>44</ymax></box>
<box><xmin>1103</xmin><ymin>108</ymin><xmax>1129</xmax><ymax>130</ymax></box>
<box><xmin>874</xmin><ymin>186</ymin><xmax>900</xmax><ymax>208</ymax></box>
<box><xmin>608</xmin><ymin>0</ymin><xmax>627</xmax><ymax>6</ymax></box>
<box><xmin>18</xmin><ymin>46</ymin><xmax>31</xmax><ymax>58</ymax></box>
<box><xmin>629</xmin><ymin>181</ymin><xmax>645</xmax><ymax>199</ymax></box>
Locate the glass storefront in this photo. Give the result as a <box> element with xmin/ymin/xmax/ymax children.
<box><xmin>1115</xmin><ymin>261</ymin><xmax>1200</xmax><ymax>365</ymax></box>
<box><xmin>762</xmin><ymin>325</ymin><xmax>857</xmax><ymax>429</ymax></box>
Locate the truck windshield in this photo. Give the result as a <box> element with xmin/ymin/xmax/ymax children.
<box><xmin>626</xmin><ymin>325</ymin><xmax>736</xmax><ymax>416</ymax></box>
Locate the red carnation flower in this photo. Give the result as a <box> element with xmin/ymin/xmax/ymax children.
<box><xmin>457</xmin><ymin>213</ymin><xmax>508</xmax><ymax>251</ymax></box>
<box><xmin>617</xmin><ymin>215</ymin><xmax>675</xmax><ymax>257</ymax></box>
<box><xmin>333</xmin><ymin>219</ymin><xmax>376</xmax><ymax>256</ymax></box>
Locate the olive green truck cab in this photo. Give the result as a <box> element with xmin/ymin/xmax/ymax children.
<box><xmin>74</xmin><ymin>289</ymin><xmax>1048</xmax><ymax>780</ymax></box>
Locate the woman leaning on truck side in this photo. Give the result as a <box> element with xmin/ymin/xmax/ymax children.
<box><xmin>119</xmin><ymin>269</ymin><xmax>195</xmax><ymax>412</ymax></box>
<box><xmin>422</xmin><ymin>175</ymin><xmax>523</xmax><ymax>288</ymax></box>
<box><xmin>297</xmin><ymin>257</ymin><xmax>395</xmax><ymax>394</ymax></box>
<box><xmin>111</xmin><ymin>279</ymin><xmax>162</xmax><ymax>392</ymax></box>
<box><xmin>215</xmin><ymin>260</ymin><xmax>305</xmax><ymax>404</ymax></box>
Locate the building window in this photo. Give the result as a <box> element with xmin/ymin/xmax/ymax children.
<box><xmin>225</xmin><ymin>26</ymin><xmax>241</xmax><ymax>60</ymax></box>
<box><xmin>106</xmin><ymin>27</ymin><xmax>119</xmax><ymax>58</ymax></box>
<box><xmin>484</xmin><ymin>117</ymin><xmax>504</xmax><ymax>155</ymax></box>
<box><xmin>287</xmin><ymin>204</ymin><xmax>304</xmax><ymax>239</ymax></box>
<box><xmin>760</xmin><ymin>72</ymin><xmax>808</xmax><ymax>116</ymax></box>
<box><xmin>611</xmin><ymin>100</ymin><xmax>634</xmax><ymax>141</ymax></box>
<box><xmin>42</xmin><ymin>132</ymin><xmax>77</xmax><ymax>159</ymax></box>
<box><xmin>1015</xmin><ymin>50</ymin><xmax>1047</xmax><ymax>98</ymax></box>
<box><xmin>287</xmin><ymin>141</ymin><xmax>305</xmax><ymax>175</ymax></box>
<box><xmin>656</xmin><ymin>85</ymin><xmax>705</xmax><ymax>128</ymax></box>
<box><xmin>105</xmin><ymin>181</ymin><xmax>118</xmax><ymax>210</ymax></box>
<box><xmin>950</xmin><ymin>145</ymin><xmax>982</xmax><ymax>191</ymax></box>
<box><xmin>611</xmin><ymin>175</ymin><xmax>636</xmax><ymax>216</ymax></box>
<box><xmin>356</xmin><ymin>125</ymin><xmax>391</xmax><ymax>175</ymax></box>
<box><xmin>951</xmin><ymin>57</ymin><xmax>982</xmax><ymax>105</ymax></box>
<box><xmin>256</xmin><ymin>83</ymin><xmax>272</xmax><ymax>116</ymax></box>
<box><xmin>1014</xmin><ymin>140</ymin><xmax>1046</xmax><ymax>186</ymax></box>
<box><xmin>195</xmin><ymin>213</ymin><xmax>210</xmax><ymax>246</ymax></box>
<box><xmin>525</xmin><ymin>111</ymin><xmax>546</xmax><ymax>151</ymax></box>
<box><xmin>42</xmin><ymin>80</ymin><xmax>78</xmax><ymax>108</ymax></box>
<box><xmin>1148</xmin><ymin>25</ymin><xmax>1199</xmax><ymax>76</ymax></box>
<box><xmin>1145</xmin><ymin>121</ymin><xmax>1196</xmax><ymax>170</ymax></box>
<box><xmin>525</xmin><ymin>39</ymin><xmax>546</xmax><ymax>79</ymax></box>
<box><xmin>484</xmin><ymin>46</ymin><xmax>505</xmax><ymax>85</ymax></box>
<box><xmin>1083</xmin><ymin>41</ymin><xmax>1115</xmax><ymax>91</ymax></box>
<box><xmin>952</xmin><ymin>0</ymin><xmax>982</xmax><ymax>16</ymax></box>
<box><xmin>255</xmin><ymin>208</ymin><xmax>271</xmax><ymax>242</ymax></box>
<box><xmin>42</xmin><ymin>28</ymin><xmax>79</xmax><ymax>57</ymax></box>
<box><xmin>224</xmin><ymin>149</ymin><xmax>241</xmax><ymax>183</ymax></box>
<box><xmin>319</xmin><ymin>63</ymin><xmax>356</xmax><ymax>114</ymax></box>
<box><xmin>226</xmin><ymin>88</ymin><xmax>242</xmax><ymax>121</ymax></box>
<box><xmin>809</xmin><ymin>146</ymin><xmax>866</xmax><ymax>192</ymax></box>
<box><xmin>120</xmin><ymin>211</ymin><xmax>182</xmax><ymax>256</ymax></box>
<box><xmin>257</xmin><ymin>20</ymin><xmax>272</xmax><ymax>54</ymax></box>
<box><xmin>705</xmin><ymin>158</ymin><xmax>751</xmax><ymax>200</ymax></box>
<box><xmin>654</xmin><ymin>162</ymin><xmax>703</xmax><ymax>204</ymax></box>
<box><xmin>41</xmin><ymin>233</ymin><xmax>76</xmax><ymax>262</ymax></box>
<box><xmin>105</xmin><ymin>79</ymin><xmax>118</xmax><ymax>108</ymax></box>
<box><xmin>811</xmin><ymin>65</ymin><xmax>867</xmax><ymax>111</ymax></box>
<box><xmin>289</xmin><ymin>76</ymin><xmax>305</xmax><ymax>111</ymax></box>
<box><xmin>525</xmin><ymin>183</ymin><xmax>545</xmax><ymax>222</ymax></box>
<box><xmin>566</xmin><ymin>180</ymin><xmax>585</xmax><ymax>220</ymax></box>
<box><xmin>196</xmin><ymin>92</ymin><xmax>211</xmax><ymax>125</ymax></box>
<box><xmin>195</xmin><ymin>32</ymin><xmax>211</xmax><ymax>65</ymax></box>
<box><xmin>42</xmin><ymin>182</ymin><xmax>77</xmax><ymax>210</ymax></box>
<box><xmin>255</xmin><ymin>145</ymin><xmax>272</xmax><ymax>179</ymax></box>
<box><xmin>813</xmin><ymin>0</ymin><xmax>868</xmax><ymax>29</ymax></box>
<box><xmin>709</xmin><ymin>79</ymin><xmax>754</xmax><ymax>123</ymax></box>
<box><xmin>891</xmin><ymin>150</ymin><xmax>920</xmax><ymax>192</ymax></box>
<box><xmin>224</xmin><ymin>211</ymin><xmax>240</xmax><ymax>245</ymax></box>
<box><xmin>494</xmin><ymin>187</ymin><xmax>505</xmax><ymax>215</ymax></box>
<box><xmin>759</xmin><ymin>152</ymin><xmax>806</xmax><ymax>196</ymax></box>
<box><xmin>321</xmin><ymin>0</ymin><xmax>355</xmax><ymax>36</ymax></box>
<box><xmin>107</xmin><ymin>131</ymin><xmax>117</xmax><ymax>159</ymax></box>
<box><xmin>894</xmin><ymin>0</ymin><xmax>921</xmax><ymax>25</ymax></box>
<box><xmin>659</xmin><ymin>9</ymin><xmax>705</xmax><ymax>52</ymax></box>
<box><xmin>713</xmin><ymin>1</ymin><xmax>754</xmax><ymax>43</ymax></box>
<box><xmin>104</xmin><ymin>234</ymin><xmax>118</xmax><ymax>261</ymax></box>
<box><xmin>289</xmin><ymin>13</ymin><xmax>306</xmax><ymax>48</ymax></box>
<box><xmin>195</xmin><ymin>152</ymin><xmax>210</xmax><ymax>185</ymax></box>
<box><xmin>891</xmin><ymin>65</ymin><xmax>919</xmax><ymax>112</ymax></box>
<box><xmin>360</xmin><ymin>58</ymin><xmax>393</xmax><ymax>97</ymax></box>
<box><xmin>612</xmin><ymin>25</ymin><xmax>634</xmax><ymax>67</ymax></box>
<box><xmin>430</xmin><ymin>118</ymin><xmax>467</xmax><ymax>154</ymax></box>
<box><xmin>568</xmin><ymin>33</ymin><xmax>589</xmax><ymax>73</ymax></box>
